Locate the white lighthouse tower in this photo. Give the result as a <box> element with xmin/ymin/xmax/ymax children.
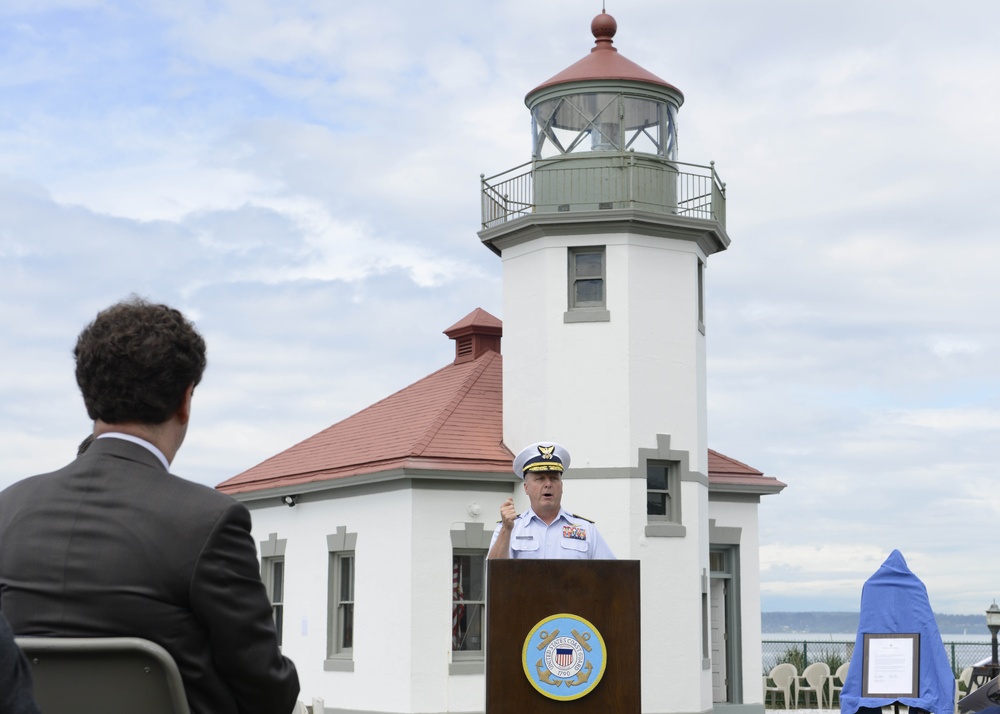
<box><xmin>479</xmin><ymin>11</ymin><xmax>743</xmax><ymax>714</ymax></box>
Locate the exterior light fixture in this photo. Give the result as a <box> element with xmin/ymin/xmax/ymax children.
<box><xmin>987</xmin><ymin>601</ymin><xmax>1000</xmax><ymax>667</ymax></box>
<box><xmin>282</xmin><ymin>495</ymin><xmax>297</xmax><ymax>507</ymax></box>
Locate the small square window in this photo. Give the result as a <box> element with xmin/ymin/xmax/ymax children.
<box><xmin>565</xmin><ymin>247</ymin><xmax>611</xmax><ymax>323</ymax></box>
<box><xmin>641</xmin><ymin>441</ymin><xmax>688</xmax><ymax>538</ymax></box>
<box><xmin>569</xmin><ymin>247</ymin><xmax>606</xmax><ymax>309</ymax></box>
<box><xmin>646</xmin><ymin>461</ymin><xmax>680</xmax><ymax>524</ymax></box>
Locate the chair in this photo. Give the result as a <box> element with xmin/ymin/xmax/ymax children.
<box><xmin>958</xmin><ymin>666</ymin><xmax>976</xmax><ymax>694</ymax></box>
<box><xmin>827</xmin><ymin>660</ymin><xmax>850</xmax><ymax>708</ymax></box>
<box><xmin>764</xmin><ymin>662</ymin><xmax>798</xmax><ymax>709</ymax></box>
<box><xmin>955</xmin><ymin>666</ymin><xmax>975</xmax><ymax>714</ymax></box>
<box><xmin>15</xmin><ymin>637</ymin><xmax>190</xmax><ymax>714</ymax></box>
<box><xmin>795</xmin><ymin>661</ymin><xmax>830</xmax><ymax>708</ymax></box>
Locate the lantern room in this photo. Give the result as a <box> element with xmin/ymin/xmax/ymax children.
<box><xmin>525</xmin><ymin>12</ymin><xmax>684</xmax><ymax>160</ymax></box>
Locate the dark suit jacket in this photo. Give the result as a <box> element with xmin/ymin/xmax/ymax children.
<box><xmin>0</xmin><ymin>611</ymin><xmax>39</xmax><ymax>714</ymax></box>
<box><xmin>0</xmin><ymin>437</ymin><xmax>299</xmax><ymax>714</ymax></box>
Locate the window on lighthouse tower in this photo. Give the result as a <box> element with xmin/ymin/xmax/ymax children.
<box><xmin>647</xmin><ymin>461</ymin><xmax>681</xmax><ymax>525</ymax></box>
<box><xmin>565</xmin><ymin>246</ymin><xmax>611</xmax><ymax>323</ymax></box>
<box><xmin>568</xmin><ymin>246</ymin><xmax>605</xmax><ymax>308</ymax></box>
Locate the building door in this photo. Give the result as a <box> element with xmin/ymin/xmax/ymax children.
<box><xmin>710</xmin><ymin>546</ymin><xmax>741</xmax><ymax>703</ymax></box>
<box><xmin>710</xmin><ymin>577</ymin><xmax>728</xmax><ymax>702</ymax></box>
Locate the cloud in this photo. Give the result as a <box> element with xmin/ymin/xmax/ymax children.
<box><xmin>2</xmin><ymin>0</ymin><xmax>1000</xmax><ymax>615</ymax></box>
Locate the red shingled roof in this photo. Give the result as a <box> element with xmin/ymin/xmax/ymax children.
<box><xmin>217</xmin><ymin>310</ymin><xmax>511</xmax><ymax>495</ymax></box>
<box><xmin>217</xmin><ymin>309</ymin><xmax>783</xmax><ymax>496</ymax></box>
<box><xmin>708</xmin><ymin>449</ymin><xmax>786</xmax><ymax>494</ymax></box>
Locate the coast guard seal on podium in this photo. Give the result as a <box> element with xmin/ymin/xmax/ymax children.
<box><xmin>523</xmin><ymin>613</ymin><xmax>608</xmax><ymax>701</ymax></box>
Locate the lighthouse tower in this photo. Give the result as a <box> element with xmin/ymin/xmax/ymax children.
<box><xmin>479</xmin><ymin>11</ymin><xmax>733</xmax><ymax>714</ymax></box>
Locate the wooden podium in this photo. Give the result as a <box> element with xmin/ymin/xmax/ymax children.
<box><xmin>485</xmin><ymin>559</ymin><xmax>640</xmax><ymax>713</ymax></box>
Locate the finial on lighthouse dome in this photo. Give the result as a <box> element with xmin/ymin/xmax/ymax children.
<box><xmin>526</xmin><ymin>11</ymin><xmax>682</xmax><ymax>100</ymax></box>
<box><xmin>590</xmin><ymin>11</ymin><xmax>618</xmax><ymax>50</ymax></box>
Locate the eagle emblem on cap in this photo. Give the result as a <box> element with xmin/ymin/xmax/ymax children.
<box><xmin>514</xmin><ymin>441</ymin><xmax>570</xmax><ymax>477</ymax></box>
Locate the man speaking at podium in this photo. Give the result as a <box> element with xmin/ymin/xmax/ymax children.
<box><xmin>488</xmin><ymin>442</ymin><xmax>615</xmax><ymax>560</ymax></box>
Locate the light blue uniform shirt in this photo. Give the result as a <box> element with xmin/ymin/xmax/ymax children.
<box><xmin>489</xmin><ymin>506</ymin><xmax>616</xmax><ymax>560</ymax></box>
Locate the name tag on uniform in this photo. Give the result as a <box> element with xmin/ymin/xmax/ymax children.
<box><xmin>512</xmin><ymin>534</ymin><xmax>538</xmax><ymax>552</ymax></box>
<box><xmin>563</xmin><ymin>525</ymin><xmax>587</xmax><ymax>541</ymax></box>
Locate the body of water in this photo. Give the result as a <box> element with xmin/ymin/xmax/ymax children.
<box><xmin>763</xmin><ymin>632</ymin><xmax>990</xmax><ymax>643</ymax></box>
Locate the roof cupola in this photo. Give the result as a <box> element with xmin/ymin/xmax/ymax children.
<box><xmin>443</xmin><ymin>308</ymin><xmax>502</xmax><ymax>365</ymax></box>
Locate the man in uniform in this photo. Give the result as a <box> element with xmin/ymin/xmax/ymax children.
<box><xmin>487</xmin><ymin>441</ymin><xmax>615</xmax><ymax>560</ymax></box>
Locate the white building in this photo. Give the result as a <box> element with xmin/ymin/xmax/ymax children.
<box><xmin>218</xmin><ymin>11</ymin><xmax>785</xmax><ymax>714</ymax></box>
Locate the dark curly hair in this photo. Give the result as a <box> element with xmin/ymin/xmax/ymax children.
<box><xmin>74</xmin><ymin>297</ymin><xmax>207</xmax><ymax>425</ymax></box>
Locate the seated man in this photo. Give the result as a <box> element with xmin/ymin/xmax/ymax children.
<box><xmin>488</xmin><ymin>441</ymin><xmax>615</xmax><ymax>559</ymax></box>
<box><xmin>0</xmin><ymin>297</ymin><xmax>299</xmax><ymax>714</ymax></box>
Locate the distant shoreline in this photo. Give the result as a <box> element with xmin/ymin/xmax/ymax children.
<box><xmin>762</xmin><ymin>632</ymin><xmax>990</xmax><ymax>643</ymax></box>
<box><xmin>762</xmin><ymin>611</ymin><xmax>991</xmax><ymax>637</ymax></box>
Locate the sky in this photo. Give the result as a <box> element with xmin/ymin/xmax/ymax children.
<box><xmin>2</xmin><ymin>0</ymin><xmax>999</xmax><ymax>616</ymax></box>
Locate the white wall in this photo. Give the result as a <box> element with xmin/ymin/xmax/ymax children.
<box><xmin>238</xmin><ymin>474</ymin><xmax>766</xmax><ymax>714</ymax></box>
<box><xmin>501</xmin><ymin>225</ymin><xmax>715</xmax><ymax>714</ymax></box>
<box><xmin>243</xmin><ymin>479</ymin><xmax>512</xmax><ymax>714</ymax></box>
<box><xmin>501</xmin><ymin>232</ymin><xmax>708</xmax><ymax>475</ymax></box>
<box><xmin>709</xmin><ymin>498</ymin><xmax>765</xmax><ymax>705</ymax></box>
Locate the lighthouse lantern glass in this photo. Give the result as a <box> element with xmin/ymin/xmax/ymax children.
<box><xmin>532</xmin><ymin>92</ymin><xmax>677</xmax><ymax>160</ymax></box>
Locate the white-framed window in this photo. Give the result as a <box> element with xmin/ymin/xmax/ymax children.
<box><xmin>646</xmin><ymin>461</ymin><xmax>679</xmax><ymax>523</ymax></box>
<box><xmin>451</xmin><ymin>550</ymin><xmax>486</xmax><ymax>655</ymax></box>
<box><xmin>565</xmin><ymin>246</ymin><xmax>611</xmax><ymax>323</ymax></box>
<box><xmin>640</xmin><ymin>435</ymin><xmax>694</xmax><ymax>538</ymax></box>
<box><xmin>325</xmin><ymin>525</ymin><xmax>358</xmax><ymax>671</ymax></box>
<box><xmin>263</xmin><ymin>556</ymin><xmax>285</xmax><ymax>645</ymax></box>
<box><xmin>569</xmin><ymin>246</ymin><xmax>606</xmax><ymax>309</ymax></box>
<box><xmin>449</xmin><ymin>521</ymin><xmax>494</xmax><ymax>674</ymax></box>
<box><xmin>259</xmin><ymin>532</ymin><xmax>287</xmax><ymax>647</ymax></box>
<box><xmin>331</xmin><ymin>552</ymin><xmax>355</xmax><ymax>654</ymax></box>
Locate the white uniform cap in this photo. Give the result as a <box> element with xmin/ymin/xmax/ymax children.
<box><xmin>512</xmin><ymin>441</ymin><xmax>571</xmax><ymax>479</ymax></box>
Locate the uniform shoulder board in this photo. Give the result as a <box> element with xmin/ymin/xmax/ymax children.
<box><xmin>571</xmin><ymin>513</ymin><xmax>595</xmax><ymax>523</ymax></box>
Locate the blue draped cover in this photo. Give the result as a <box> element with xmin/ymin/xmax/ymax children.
<box><xmin>840</xmin><ymin>550</ymin><xmax>956</xmax><ymax>714</ymax></box>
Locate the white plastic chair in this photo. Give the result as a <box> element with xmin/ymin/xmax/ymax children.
<box><xmin>959</xmin><ymin>666</ymin><xmax>976</xmax><ymax>694</ymax></box>
<box><xmin>956</xmin><ymin>666</ymin><xmax>975</xmax><ymax>714</ymax></box>
<box><xmin>15</xmin><ymin>637</ymin><xmax>190</xmax><ymax>714</ymax></box>
<box><xmin>828</xmin><ymin>661</ymin><xmax>850</xmax><ymax>708</ymax></box>
<box><xmin>764</xmin><ymin>662</ymin><xmax>798</xmax><ymax>709</ymax></box>
<box><xmin>795</xmin><ymin>661</ymin><xmax>830</xmax><ymax>708</ymax></box>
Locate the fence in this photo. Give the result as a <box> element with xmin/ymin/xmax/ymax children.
<box><xmin>480</xmin><ymin>155</ymin><xmax>725</xmax><ymax>230</ymax></box>
<box><xmin>763</xmin><ymin>638</ymin><xmax>992</xmax><ymax>677</ymax></box>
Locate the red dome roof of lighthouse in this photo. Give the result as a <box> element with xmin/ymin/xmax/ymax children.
<box><xmin>526</xmin><ymin>11</ymin><xmax>683</xmax><ymax>101</ymax></box>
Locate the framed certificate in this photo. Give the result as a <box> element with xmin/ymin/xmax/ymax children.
<box><xmin>862</xmin><ymin>633</ymin><xmax>920</xmax><ymax>698</ymax></box>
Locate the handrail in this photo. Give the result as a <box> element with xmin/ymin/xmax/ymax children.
<box><xmin>480</xmin><ymin>153</ymin><xmax>726</xmax><ymax>230</ymax></box>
